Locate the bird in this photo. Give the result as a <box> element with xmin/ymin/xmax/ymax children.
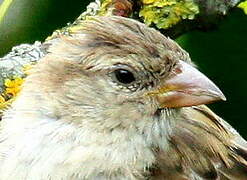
<box><xmin>0</xmin><ymin>16</ymin><xmax>246</xmax><ymax>180</ymax></box>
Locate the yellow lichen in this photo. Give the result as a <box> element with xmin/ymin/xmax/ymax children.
<box><xmin>0</xmin><ymin>96</ymin><xmax>16</xmax><ymax>114</ymax></box>
<box><xmin>4</xmin><ymin>77</ymin><xmax>24</xmax><ymax>97</ymax></box>
<box><xmin>238</xmin><ymin>1</ymin><xmax>247</xmax><ymax>15</ymax></box>
<box><xmin>98</xmin><ymin>0</ymin><xmax>114</xmax><ymax>16</ymax></box>
<box><xmin>143</xmin><ymin>0</ymin><xmax>176</xmax><ymax>6</ymax></box>
<box><xmin>0</xmin><ymin>95</ymin><xmax>5</xmax><ymax>103</ymax></box>
<box><xmin>142</xmin><ymin>0</ymin><xmax>156</xmax><ymax>4</ymax></box>
<box><xmin>140</xmin><ymin>0</ymin><xmax>199</xmax><ymax>29</ymax></box>
<box><xmin>0</xmin><ymin>77</ymin><xmax>24</xmax><ymax>112</ymax></box>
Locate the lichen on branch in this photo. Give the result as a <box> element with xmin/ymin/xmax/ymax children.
<box><xmin>0</xmin><ymin>42</ymin><xmax>44</xmax><ymax>111</ymax></box>
<box><xmin>139</xmin><ymin>0</ymin><xmax>199</xmax><ymax>29</ymax></box>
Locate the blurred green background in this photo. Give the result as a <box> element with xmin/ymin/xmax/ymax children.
<box><xmin>0</xmin><ymin>0</ymin><xmax>247</xmax><ymax>137</ymax></box>
<box><xmin>0</xmin><ymin>0</ymin><xmax>88</xmax><ymax>55</ymax></box>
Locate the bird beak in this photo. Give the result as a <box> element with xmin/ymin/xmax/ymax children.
<box><xmin>148</xmin><ymin>60</ymin><xmax>226</xmax><ymax>108</ymax></box>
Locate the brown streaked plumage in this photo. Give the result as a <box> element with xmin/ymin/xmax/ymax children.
<box><xmin>0</xmin><ymin>16</ymin><xmax>246</xmax><ymax>179</ymax></box>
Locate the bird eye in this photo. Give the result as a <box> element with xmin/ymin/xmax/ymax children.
<box><xmin>113</xmin><ymin>69</ymin><xmax>136</xmax><ymax>84</ymax></box>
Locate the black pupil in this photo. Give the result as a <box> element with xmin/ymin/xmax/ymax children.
<box><xmin>114</xmin><ymin>69</ymin><xmax>135</xmax><ymax>84</ymax></box>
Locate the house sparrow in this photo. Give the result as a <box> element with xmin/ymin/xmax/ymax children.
<box><xmin>0</xmin><ymin>16</ymin><xmax>246</xmax><ymax>180</ymax></box>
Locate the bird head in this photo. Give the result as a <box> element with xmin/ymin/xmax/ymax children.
<box><xmin>18</xmin><ymin>16</ymin><xmax>225</xmax><ymax>131</ymax></box>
